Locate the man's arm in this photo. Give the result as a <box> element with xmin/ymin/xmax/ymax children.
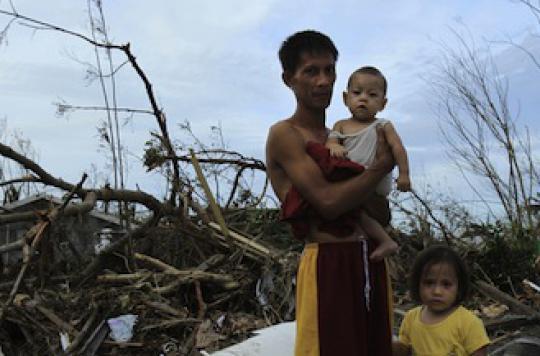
<box><xmin>266</xmin><ymin>121</ymin><xmax>394</xmax><ymax>219</ymax></box>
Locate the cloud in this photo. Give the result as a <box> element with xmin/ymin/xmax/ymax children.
<box><xmin>1</xmin><ymin>0</ymin><xmax>539</xmax><ymax>210</ymax></box>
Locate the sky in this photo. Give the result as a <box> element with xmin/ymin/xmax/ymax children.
<box><xmin>1</xmin><ymin>0</ymin><xmax>539</xmax><ymax>217</ymax></box>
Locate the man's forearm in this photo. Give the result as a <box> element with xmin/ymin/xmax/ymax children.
<box><xmin>316</xmin><ymin>167</ymin><xmax>385</xmax><ymax>219</ymax></box>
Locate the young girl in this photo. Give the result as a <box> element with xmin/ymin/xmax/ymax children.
<box><xmin>396</xmin><ymin>245</ymin><xmax>490</xmax><ymax>356</ymax></box>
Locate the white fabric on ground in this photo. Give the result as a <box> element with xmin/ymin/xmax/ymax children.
<box><xmin>203</xmin><ymin>321</ymin><xmax>295</xmax><ymax>356</ymax></box>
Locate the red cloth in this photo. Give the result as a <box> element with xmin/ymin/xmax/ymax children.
<box><xmin>280</xmin><ymin>141</ymin><xmax>365</xmax><ymax>240</ymax></box>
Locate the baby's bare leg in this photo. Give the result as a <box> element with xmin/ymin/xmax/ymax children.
<box><xmin>360</xmin><ymin>211</ymin><xmax>398</xmax><ymax>261</ymax></box>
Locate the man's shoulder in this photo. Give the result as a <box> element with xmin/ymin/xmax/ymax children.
<box><xmin>266</xmin><ymin>120</ymin><xmax>304</xmax><ymax>162</ymax></box>
<box><xmin>267</xmin><ymin>119</ymin><xmax>296</xmax><ymax>140</ymax></box>
<box><xmin>268</xmin><ymin>119</ymin><xmax>303</xmax><ymax>144</ymax></box>
<box><xmin>269</xmin><ymin>119</ymin><xmax>292</xmax><ymax>133</ymax></box>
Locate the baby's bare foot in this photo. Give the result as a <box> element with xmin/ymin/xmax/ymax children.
<box><xmin>369</xmin><ymin>239</ymin><xmax>399</xmax><ymax>262</ymax></box>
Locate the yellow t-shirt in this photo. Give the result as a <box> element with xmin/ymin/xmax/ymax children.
<box><xmin>399</xmin><ymin>305</ymin><xmax>490</xmax><ymax>356</ymax></box>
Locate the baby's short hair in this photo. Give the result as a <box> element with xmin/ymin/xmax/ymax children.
<box><xmin>347</xmin><ymin>66</ymin><xmax>387</xmax><ymax>95</ymax></box>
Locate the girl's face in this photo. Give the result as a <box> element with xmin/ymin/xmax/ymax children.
<box><xmin>419</xmin><ymin>262</ymin><xmax>459</xmax><ymax>315</ymax></box>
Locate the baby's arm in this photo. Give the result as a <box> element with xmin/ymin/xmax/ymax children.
<box><xmin>326</xmin><ymin>121</ymin><xmax>348</xmax><ymax>158</ymax></box>
<box><xmin>383</xmin><ymin>123</ymin><xmax>411</xmax><ymax>191</ymax></box>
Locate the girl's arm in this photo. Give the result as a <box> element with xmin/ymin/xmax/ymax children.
<box><xmin>470</xmin><ymin>346</ymin><xmax>488</xmax><ymax>356</ymax></box>
<box><xmin>392</xmin><ymin>340</ymin><xmax>411</xmax><ymax>356</ymax></box>
<box><xmin>383</xmin><ymin>122</ymin><xmax>411</xmax><ymax>191</ymax></box>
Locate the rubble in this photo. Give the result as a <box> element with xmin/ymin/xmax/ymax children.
<box><xmin>0</xmin><ymin>143</ymin><xmax>537</xmax><ymax>355</ymax></box>
<box><xmin>0</xmin><ymin>196</ymin><xmax>300</xmax><ymax>355</ymax></box>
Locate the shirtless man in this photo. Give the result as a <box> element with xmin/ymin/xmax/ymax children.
<box><xmin>266</xmin><ymin>30</ymin><xmax>395</xmax><ymax>356</ymax></box>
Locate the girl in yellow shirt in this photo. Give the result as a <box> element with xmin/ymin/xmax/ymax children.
<box><xmin>396</xmin><ymin>245</ymin><xmax>490</xmax><ymax>356</ymax></box>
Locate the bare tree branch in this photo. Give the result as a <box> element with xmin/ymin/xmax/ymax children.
<box><xmin>54</xmin><ymin>103</ymin><xmax>153</xmax><ymax>116</ymax></box>
<box><xmin>429</xmin><ymin>29</ymin><xmax>537</xmax><ymax>232</ymax></box>
<box><xmin>0</xmin><ymin>7</ymin><xmax>183</xmax><ymax>205</ymax></box>
<box><xmin>0</xmin><ymin>141</ymin><xmax>166</xmax><ymax>214</ymax></box>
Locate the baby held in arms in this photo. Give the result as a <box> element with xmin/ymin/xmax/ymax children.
<box><xmin>325</xmin><ymin>66</ymin><xmax>411</xmax><ymax>261</ymax></box>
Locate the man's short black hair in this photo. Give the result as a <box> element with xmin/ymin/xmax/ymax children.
<box><xmin>279</xmin><ymin>30</ymin><xmax>338</xmax><ymax>74</ymax></box>
<box><xmin>409</xmin><ymin>245</ymin><xmax>470</xmax><ymax>306</ymax></box>
<box><xmin>347</xmin><ymin>66</ymin><xmax>387</xmax><ymax>95</ymax></box>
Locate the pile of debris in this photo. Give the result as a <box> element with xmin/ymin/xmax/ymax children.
<box><xmin>0</xmin><ymin>194</ymin><xmax>539</xmax><ymax>355</ymax></box>
<box><xmin>0</xmin><ymin>137</ymin><xmax>305</xmax><ymax>355</ymax></box>
<box><xmin>0</xmin><ymin>190</ymin><xmax>301</xmax><ymax>355</ymax></box>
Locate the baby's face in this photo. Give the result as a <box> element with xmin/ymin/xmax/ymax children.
<box><xmin>344</xmin><ymin>73</ymin><xmax>386</xmax><ymax>121</ymax></box>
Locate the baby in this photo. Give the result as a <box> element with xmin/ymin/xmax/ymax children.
<box><xmin>325</xmin><ymin>66</ymin><xmax>410</xmax><ymax>260</ymax></box>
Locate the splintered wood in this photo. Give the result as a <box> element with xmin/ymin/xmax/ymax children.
<box><xmin>0</xmin><ymin>204</ymin><xmax>294</xmax><ymax>355</ymax></box>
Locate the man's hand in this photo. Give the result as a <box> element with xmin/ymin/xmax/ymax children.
<box><xmin>369</xmin><ymin>124</ymin><xmax>395</xmax><ymax>174</ymax></box>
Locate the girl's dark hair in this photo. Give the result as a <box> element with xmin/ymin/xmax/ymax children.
<box><xmin>279</xmin><ymin>30</ymin><xmax>338</xmax><ymax>74</ymax></box>
<box><xmin>409</xmin><ymin>245</ymin><xmax>470</xmax><ymax>306</ymax></box>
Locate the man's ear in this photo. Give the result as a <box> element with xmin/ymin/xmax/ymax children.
<box><xmin>381</xmin><ymin>97</ymin><xmax>388</xmax><ymax>110</ymax></box>
<box><xmin>342</xmin><ymin>91</ymin><xmax>348</xmax><ymax>105</ymax></box>
<box><xmin>282</xmin><ymin>71</ymin><xmax>291</xmax><ymax>87</ymax></box>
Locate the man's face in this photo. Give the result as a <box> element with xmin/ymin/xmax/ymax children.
<box><xmin>284</xmin><ymin>51</ymin><xmax>336</xmax><ymax>111</ymax></box>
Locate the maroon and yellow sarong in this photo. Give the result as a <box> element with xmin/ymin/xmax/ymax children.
<box><xmin>295</xmin><ymin>240</ymin><xmax>393</xmax><ymax>356</ymax></box>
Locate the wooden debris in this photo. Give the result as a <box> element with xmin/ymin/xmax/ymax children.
<box><xmin>484</xmin><ymin>315</ymin><xmax>539</xmax><ymax>332</ymax></box>
<box><xmin>475</xmin><ymin>281</ymin><xmax>540</xmax><ymax>317</ymax></box>
<box><xmin>78</xmin><ymin>320</ymin><xmax>109</xmax><ymax>356</ymax></box>
<box><xmin>208</xmin><ymin>222</ymin><xmax>277</xmax><ymax>260</ymax></box>
<box><xmin>0</xmin><ymin>174</ymin><xmax>88</xmax><ymax>325</ymax></box>
<box><xmin>1</xmin><ymin>188</ymin><xmax>538</xmax><ymax>355</ymax></box>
